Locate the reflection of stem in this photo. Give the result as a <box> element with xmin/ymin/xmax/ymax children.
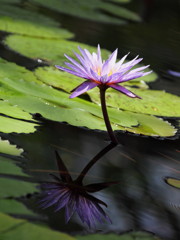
<box><xmin>99</xmin><ymin>87</ymin><xmax>118</xmax><ymax>145</ymax></box>
<box><xmin>76</xmin><ymin>142</ymin><xmax>116</xmax><ymax>184</ymax></box>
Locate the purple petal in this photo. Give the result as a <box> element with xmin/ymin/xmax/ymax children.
<box><xmin>102</xmin><ymin>49</ymin><xmax>118</xmax><ymax>75</ymax></box>
<box><xmin>64</xmin><ymin>62</ymin><xmax>89</xmax><ymax>78</ymax></box>
<box><xmin>64</xmin><ymin>54</ymin><xmax>87</xmax><ymax>73</ymax></box>
<box><xmin>120</xmin><ymin>71</ymin><xmax>152</xmax><ymax>83</ymax></box>
<box><xmin>110</xmin><ymin>84</ymin><xmax>141</xmax><ymax>98</ymax></box>
<box><xmin>55</xmin><ymin>65</ymin><xmax>87</xmax><ymax>78</ymax></box>
<box><xmin>97</xmin><ymin>44</ymin><xmax>102</xmax><ymax>65</ymax></box>
<box><xmin>90</xmin><ymin>68</ymin><xmax>100</xmax><ymax>81</ymax></box>
<box><xmin>128</xmin><ymin>65</ymin><xmax>150</xmax><ymax>74</ymax></box>
<box><xmin>73</xmin><ymin>51</ymin><xmax>91</xmax><ymax>73</ymax></box>
<box><xmin>114</xmin><ymin>52</ymin><xmax>130</xmax><ymax>71</ymax></box>
<box><xmin>70</xmin><ymin>81</ymin><xmax>98</xmax><ymax>98</ymax></box>
<box><xmin>65</xmin><ymin>194</ymin><xmax>76</xmax><ymax>223</ymax></box>
<box><xmin>78</xmin><ymin>46</ymin><xmax>93</xmax><ymax>67</ymax></box>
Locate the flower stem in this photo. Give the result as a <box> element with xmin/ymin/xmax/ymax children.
<box><xmin>75</xmin><ymin>142</ymin><xmax>116</xmax><ymax>184</ymax></box>
<box><xmin>99</xmin><ymin>87</ymin><xmax>118</xmax><ymax>145</ymax></box>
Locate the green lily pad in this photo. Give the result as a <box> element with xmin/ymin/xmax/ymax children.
<box><xmin>88</xmin><ymin>87</ymin><xmax>180</xmax><ymax>117</ymax></box>
<box><xmin>0</xmin><ymin>156</ymin><xmax>28</xmax><ymax>176</ymax></box>
<box><xmin>166</xmin><ymin>177</ymin><xmax>180</xmax><ymax>189</ymax></box>
<box><xmin>0</xmin><ymin>59</ymin><xmax>177</xmax><ymax>136</ymax></box>
<box><xmin>29</xmin><ymin>0</ymin><xmax>140</xmax><ymax>24</ymax></box>
<box><xmin>0</xmin><ymin>212</ymin><xmax>75</xmax><ymax>240</ymax></box>
<box><xmin>4</xmin><ymin>35</ymin><xmax>110</xmax><ymax>65</ymax></box>
<box><xmin>77</xmin><ymin>231</ymin><xmax>161</xmax><ymax>240</ymax></box>
<box><xmin>0</xmin><ymin>100</ymin><xmax>37</xmax><ymax>121</ymax></box>
<box><xmin>0</xmin><ymin>199</ymin><xmax>36</xmax><ymax>216</ymax></box>
<box><xmin>0</xmin><ymin>115</ymin><xmax>38</xmax><ymax>134</ymax></box>
<box><xmin>0</xmin><ymin>4</ymin><xmax>73</xmax><ymax>39</ymax></box>
<box><xmin>0</xmin><ymin>138</ymin><xmax>23</xmax><ymax>156</ymax></box>
<box><xmin>34</xmin><ymin>66</ymin><xmax>157</xmax><ymax>96</ymax></box>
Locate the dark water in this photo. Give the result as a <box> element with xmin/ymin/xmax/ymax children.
<box><xmin>0</xmin><ymin>0</ymin><xmax>180</xmax><ymax>239</ymax></box>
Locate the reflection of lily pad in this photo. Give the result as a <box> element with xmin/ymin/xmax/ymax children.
<box><xmin>0</xmin><ymin>155</ymin><xmax>27</xmax><ymax>176</ymax></box>
<box><xmin>0</xmin><ymin>199</ymin><xmax>36</xmax><ymax>216</ymax></box>
<box><xmin>0</xmin><ymin>178</ymin><xmax>37</xmax><ymax>198</ymax></box>
<box><xmin>166</xmin><ymin>177</ymin><xmax>180</xmax><ymax>189</ymax></box>
<box><xmin>0</xmin><ymin>213</ymin><xmax>75</xmax><ymax>240</ymax></box>
<box><xmin>77</xmin><ymin>231</ymin><xmax>161</xmax><ymax>240</ymax></box>
<box><xmin>29</xmin><ymin>0</ymin><xmax>140</xmax><ymax>24</ymax></box>
<box><xmin>0</xmin><ymin>4</ymin><xmax>73</xmax><ymax>39</ymax></box>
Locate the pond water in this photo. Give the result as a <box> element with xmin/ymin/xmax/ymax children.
<box><xmin>0</xmin><ymin>0</ymin><xmax>179</xmax><ymax>240</ymax></box>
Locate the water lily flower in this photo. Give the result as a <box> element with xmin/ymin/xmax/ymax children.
<box><xmin>56</xmin><ymin>45</ymin><xmax>152</xmax><ymax>99</ymax></box>
<box><xmin>39</xmin><ymin>151</ymin><xmax>116</xmax><ymax>227</ymax></box>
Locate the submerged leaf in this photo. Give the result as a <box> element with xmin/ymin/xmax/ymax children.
<box><xmin>29</xmin><ymin>0</ymin><xmax>140</xmax><ymax>24</ymax></box>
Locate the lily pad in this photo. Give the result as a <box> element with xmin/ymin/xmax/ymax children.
<box><xmin>34</xmin><ymin>66</ymin><xmax>157</xmax><ymax>95</ymax></box>
<box><xmin>0</xmin><ymin>212</ymin><xmax>75</xmax><ymax>240</ymax></box>
<box><xmin>4</xmin><ymin>35</ymin><xmax>110</xmax><ymax>65</ymax></box>
<box><xmin>0</xmin><ymin>4</ymin><xmax>73</xmax><ymax>39</ymax></box>
<box><xmin>29</xmin><ymin>0</ymin><xmax>140</xmax><ymax>24</ymax></box>
<box><xmin>88</xmin><ymin>88</ymin><xmax>180</xmax><ymax>117</ymax></box>
<box><xmin>0</xmin><ymin>138</ymin><xmax>23</xmax><ymax>156</ymax></box>
<box><xmin>0</xmin><ymin>59</ymin><xmax>177</xmax><ymax>136</ymax></box>
<box><xmin>0</xmin><ymin>115</ymin><xmax>38</xmax><ymax>134</ymax></box>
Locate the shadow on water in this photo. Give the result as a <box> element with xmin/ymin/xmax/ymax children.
<box><xmin>0</xmin><ymin>0</ymin><xmax>179</xmax><ymax>239</ymax></box>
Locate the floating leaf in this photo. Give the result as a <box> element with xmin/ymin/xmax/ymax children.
<box><xmin>34</xmin><ymin>66</ymin><xmax>157</xmax><ymax>94</ymax></box>
<box><xmin>0</xmin><ymin>138</ymin><xmax>23</xmax><ymax>156</ymax></box>
<box><xmin>0</xmin><ymin>4</ymin><xmax>73</xmax><ymax>39</ymax></box>
<box><xmin>0</xmin><ymin>178</ymin><xmax>37</xmax><ymax>198</ymax></box>
<box><xmin>0</xmin><ymin>59</ymin><xmax>177</xmax><ymax>136</ymax></box>
<box><xmin>0</xmin><ymin>212</ymin><xmax>75</xmax><ymax>240</ymax></box>
<box><xmin>0</xmin><ymin>100</ymin><xmax>37</xmax><ymax>121</ymax></box>
<box><xmin>0</xmin><ymin>115</ymin><xmax>38</xmax><ymax>134</ymax></box>
<box><xmin>4</xmin><ymin>35</ymin><xmax>110</xmax><ymax>65</ymax></box>
<box><xmin>88</xmin><ymin>88</ymin><xmax>180</xmax><ymax>117</ymax></box>
<box><xmin>166</xmin><ymin>177</ymin><xmax>180</xmax><ymax>189</ymax></box>
<box><xmin>0</xmin><ymin>199</ymin><xmax>36</xmax><ymax>216</ymax></box>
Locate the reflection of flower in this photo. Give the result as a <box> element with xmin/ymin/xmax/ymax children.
<box><xmin>56</xmin><ymin>45</ymin><xmax>151</xmax><ymax>98</ymax></box>
<box><xmin>39</xmin><ymin>151</ymin><xmax>115</xmax><ymax>228</ymax></box>
<box><xmin>39</xmin><ymin>176</ymin><xmax>111</xmax><ymax>228</ymax></box>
